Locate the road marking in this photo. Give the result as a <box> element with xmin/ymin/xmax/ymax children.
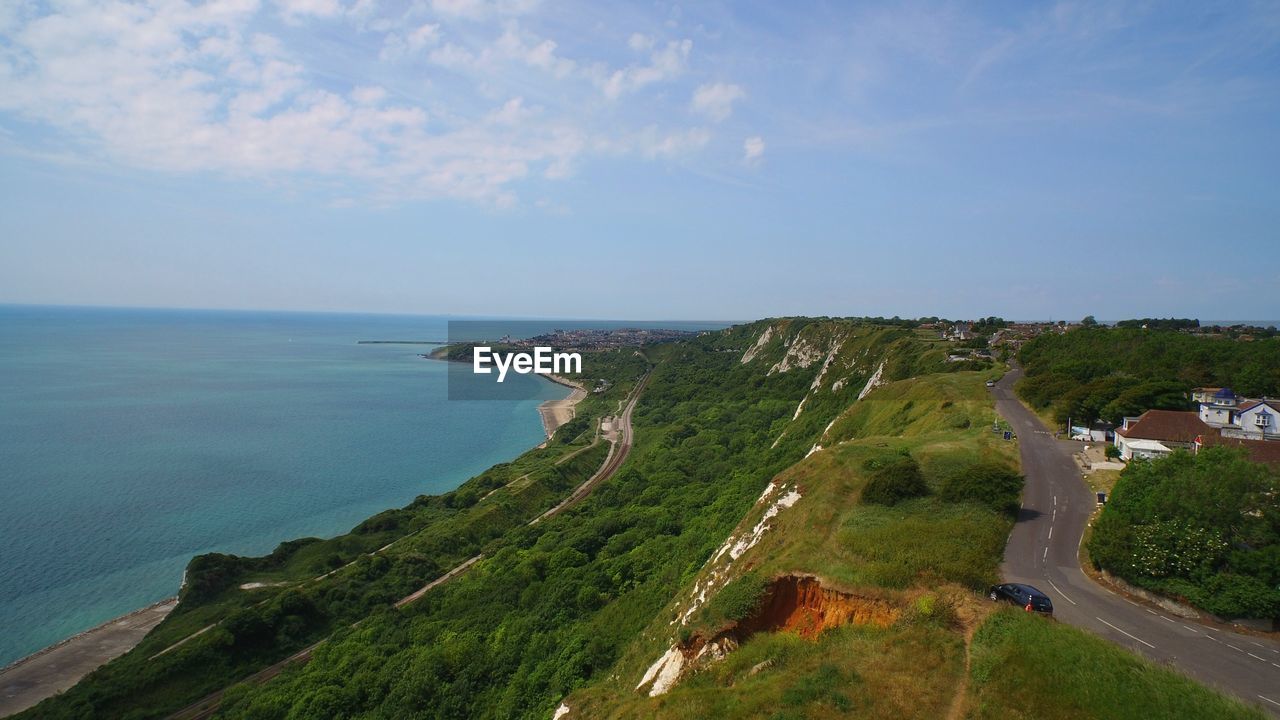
<box><xmin>1053</xmin><ymin>495</ymin><xmax>1058</xmax><ymax>507</ymax></box>
<box><xmin>1249</xmin><ymin>653</ymin><xmax>1267</xmax><ymax>662</ymax></box>
<box><xmin>1097</xmin><ymin>617</ymin><xmax>1156</xmax><ymax>649</ymax></box>
<box><xmin>1145</xmin><ymin>609</ymin><xmax>1157</xmax><ymax>615</ymax></box>
<box><xmin>1045</xmin><ymin>577</ymin><xmax>1077</xmax><ymax>606</ymax></box>
<box><xmin>1260</xmin><ymin>695</ymin><xmax>1280</xmax><ymax>708</ymax></box>
<box><xmin>1181</xmin><ymin>624</ymin><xmax>1199</xmax><ymax>634</ymax></box>
<box><xmin>1042</xmin><ymin>547</ymin><xmax>1049</xmax><ymax>562</ymax></box>
<box><xmin>1227</xmin><ymin>644</ymin><xmax>1243</xmax><ymax>652</ymax></box>
<box><xmin>1047</xmin><ymin>526</ymin><xmax>1053</xmax><ymax>540</ymax></box>
<box><xmin>1272</xmin><ymin>662</ymin><xmax>1280</xmax><ymax>669</ymax></box>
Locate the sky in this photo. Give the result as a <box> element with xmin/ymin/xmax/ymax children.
<box><xmin>1</xmin><ymin>0</ymin><xmax>1278</xmax><ymax>321</ymax></box>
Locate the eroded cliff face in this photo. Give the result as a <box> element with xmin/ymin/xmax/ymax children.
<box><xmin>732</xmin><ymin>574</ymin><xmax>898</xmax><ymax>640</ymax></box>
<box><xmin>636</xmin><ymin>575</ymin><xmax>900</xmax><ymax>697</ymax></box>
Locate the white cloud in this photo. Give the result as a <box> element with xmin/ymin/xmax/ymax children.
<box><xmin>381</xmin><ymin>22</ymin><xmax>440</xmax><ymax>60</ymax></box>
<box><xmin>743</xmin><ymin>135</ymin><xmax>764</xmax><ymax>163</ymax></box>
<box><xmin>690</xmin><ymin>82</ymin><xmax>745</xmax><ymax>122</ymax></box>
<box><xmin>601</xmin><ymin>39</ymin><xmax>692</xmax><ymax>100</ymax></box>
<box><xmin>628</xmin><ymin>32</ymin><xmax>653</xmax><ymax>51</ymax></box>
<box><xmin>0</xmin><ymin>0</ymin><xmax>722</xmax><ymax>206</ymax></box>
<box><xmin>276</xmin><ymin>0</ymin><xmax>343</xmax><ymax>22</ymax></box>
<box><xmin>350</xmin><ymin>85</ymin><xmax>387</xmax><ymax>105</ymax></box>
<box><xmin>429</xmin><ymin>0</ymin><xmax>540</xmax><ymax>21</ymax></box>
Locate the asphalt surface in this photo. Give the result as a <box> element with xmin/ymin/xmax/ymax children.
<box><xmin>993</xmin><ymin>368</ymin><xmax>1280</xmax><ymax>717</ymax></box>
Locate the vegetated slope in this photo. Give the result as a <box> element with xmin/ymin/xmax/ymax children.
<box><xmin>1016</xmin><ymin>326</ymin><xmax>1280</xmax><ymax>426</ymax></box>
<box><xmin>562</xmin><ymin>363</ymin><xmax>1018</xmax><ymax>719</ymax></box>
<box><xmin>564</xmin><ymin>365</ymin><xmax>1262</xmax><ymax>720</ymax></box>
<box><xmin>969</xmin><ymin>610</ymin><xmax>1266</xmax><ymax>720</ymax></box>
<box><xmin>20</xmin><ymin>319</ymin><xmax>940</xmax><ymax>720</ymax></box>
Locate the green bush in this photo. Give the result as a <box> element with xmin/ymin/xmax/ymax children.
<box><xmin>700</xmin><ymin>571</ymin><xmax>768</xmax><ymax>629</ymax></box>
<box><xmin>861</xmin><ymin>456</ymin><xmax>929</xmax><ymax>506</ymax></box>
<box><xmin>1088</xmin><ymin>448</ymin><xmax>1280</xmax><ymax>620</ymax></box>
<box><xmin>938</xmin><ymin>462</ymin><xmax>1023</xmax><ymax>515</ymax></box>
<box><xmin>1104</xmin><ymin>445</ymin><xmax>1121</xmax><ymax>460</ymax></box>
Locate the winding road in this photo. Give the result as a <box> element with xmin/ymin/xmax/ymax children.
<box><xmin>994</xmin><ymin>368</ymin><xmax>1280</xmax><ymax>717</ymax></box>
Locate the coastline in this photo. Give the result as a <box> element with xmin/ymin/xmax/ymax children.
<box><xmin>0</xmin><ymin>598</ymin><xmax>177</xmax><ymax>717</ymax></box>
<box><xmin>538</xmin><ymin>375</ymin><xmax>587</xmax><ymax>438</ymax></box>
<box><xmin>1</xmin><ymin>366</ymin><xmax>588</xmax><ymax>716</ymax></box>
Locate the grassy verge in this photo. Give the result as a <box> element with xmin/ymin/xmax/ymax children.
<box><xmin>968</xmin><ymin>610</ymin><xmax>1266</xmax><ymax>720</ymax></box>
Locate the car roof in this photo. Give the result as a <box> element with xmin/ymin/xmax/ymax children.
<box><xmin>1010</xmin><ymin>583</ymin><xmax>1049</xmax><ymax>599</ymax></box>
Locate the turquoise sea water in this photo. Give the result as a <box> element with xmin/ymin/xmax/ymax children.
<box><xmin>0</xmin><ymin>306</ymin><xmax>593</xmax><ymax>667</ymax></box>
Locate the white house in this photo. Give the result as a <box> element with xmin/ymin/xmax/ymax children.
<box><xmin>1228</xmin><ymin>400</ymin><xmax>1280</xmax><ymax>441</ymax></box>
<box><xmin>1194</xmin><ymin>387</ymin><xmax>1240</xmax><ymax>428</ymax></box>
<box><xmin>1114</xmin><ymin>410</ymin><xmax>1211</xmax><ymax>461</ymax></box>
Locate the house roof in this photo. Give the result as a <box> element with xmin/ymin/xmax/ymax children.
<box><xmin>1115</xmin><ymin>410</ymin><xmax>1211</xmax><ymax>444</ymax></box>
<box><xmin>1197</xmin><ymin>434</ymin><xmax>1280</xmax><ymax>468</ymax></box>
<box><xmin>1237</xmin><ymin>399</ymin><xmax>1280</xmax><ymax>414</ymax></box>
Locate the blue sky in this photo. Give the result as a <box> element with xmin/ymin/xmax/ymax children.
<box><xmin>1</xmin><ymin>0</ymin><xmax>1277</xmax><ymax>320</ymax></box>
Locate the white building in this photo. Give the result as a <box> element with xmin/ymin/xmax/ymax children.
<box><xmin>1113</xmin><ymin>410</ymin><xmax>1211</xmax><ymax>461</ymax></box>
<box><xmin>1228</xmin><ymin>400</ymin><xmax>1280</xmax><ymax>441</ymax></box>
<box><xmin>1194</xmin><ymin>387</ymin><xmax>1240</xmax><ymax>428</ymax></box>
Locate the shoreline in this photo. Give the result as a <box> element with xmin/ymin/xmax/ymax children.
<box><xmin>538</xmin><ymin>374</ymin><xmax>587</xmax><ymax>438</ymax></box>
<box><xmin>0</xmin><ymin>598</ymin><xmax>178</xmax><ymax>717</ymax></box>
<box><xmin>2</xmin><ymin>365</ymin><xmax>587</xmax><ymax>715</ymax></box>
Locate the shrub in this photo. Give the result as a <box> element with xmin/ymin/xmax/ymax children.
<box><xmin>861</xmin><ymin>456</ymin><xmax>929</xmax><ymax>505</ymax></box>
<box><xmin>701</xmin><ymin>571</ymin><xmax>768</xmax><ymax>629</ymax></box>
<box><xmin>1104</xmin><ymin>445</ymin><xmax>1121</xmax><ymax>460</ymax></box>
<box><xmin>938</xmin><ymin>462</ymin><xmax>1023</xmax><ymax>515</ymax></box>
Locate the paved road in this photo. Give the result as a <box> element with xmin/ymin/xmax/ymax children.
<box><xmin>0</xmin><ymin>599</ymin><xmax>177</xmax><ymax>718</ymax></box>
<box><xmin>994</xmin><ymin>368</ymin><xmax>1280</xmax><ymax>717</ymax></box>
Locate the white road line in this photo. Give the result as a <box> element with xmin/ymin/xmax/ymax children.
<box><xmin>1045</xmin><ymin>577</ymin><xmax>1077</xmax><ymax>606</ymax></box>
<box><xmin>1249</xmin><ymin>653</ymin><xmax>1267</xmax><ymax>662</ymax></box>
<box><xmin>1181</xmin><ymin>624</ymin><xmax>1199</xmax><ymax>633</ymax></box>
<box><xmin>1048</xmin><ymin>526</ymin><xmax>1053</xmax><ymax>540</ymax></box>
<box><xmin>1145</xmin><ymin>609</ymin><xmax>1157</xmax><ymax>615</ymax></box>
<box><xmin>1260</xmin><ymin>695</ymin><xmax>1280</xmax><ymax>708</ymax></box>
<box><xmin>1272</xmin><ymin>663</ymin><xmax>1280</xmax><ymax>669</ymax></box>
<box><xmin>1227</xmin><ymin>644</ymin><xmax>1244</xmax><ymax>653</ymax></box>
<box><xmin>1042</xmin><ymin>547</ymin><xmax>1049</xmax><ymax>562</ymax></box>
<box><xmin>1053</xmin><ymin>495</ymin><xmax>1058</xmax><ymax>507</ymax></box>
<box><xmin>1097</xmin><ymin>617</ymin><xmax>1156</xmax><ymax>649</ymax></box>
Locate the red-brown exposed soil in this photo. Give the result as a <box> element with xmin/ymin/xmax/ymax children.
<box><xmin>685</xmin><ymin>575</ymin><xmax>899</xmax><ymax>659</ymax></box>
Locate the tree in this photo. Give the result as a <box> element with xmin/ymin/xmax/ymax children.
<box><xmin>862</xmin><ymin>456</ymin><xmax>929</xmax><ymax>505</ymax></box>
<box><xmin>1081</xmin><ymin>315</ymin><xmax>1098</xmax><ymax>327</ymax></box>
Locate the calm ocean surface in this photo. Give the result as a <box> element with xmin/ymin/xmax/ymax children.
<box><xmin>0</xmin><ymin>306</ymin><xmax>727</xmax><ymax>667</ymax></box>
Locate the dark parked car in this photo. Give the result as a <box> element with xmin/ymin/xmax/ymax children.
<box><xmin>989</xmin><ymin>583</ymin><xmax>1053</xmax><ymax>614</ymax></box>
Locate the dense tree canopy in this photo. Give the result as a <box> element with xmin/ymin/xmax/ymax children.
<box><xmin>1016</xmin><ymin>327</ymin><xmax>1280</xmax><ymax>425</ymax></box>
<box><xmin>1089</xmin><ymin>448</ymin><xmax>1280</xmax><ymax>620</ymax></box>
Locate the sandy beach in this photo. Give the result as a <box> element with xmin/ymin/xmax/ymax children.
<box><xmin>0</xmin><ymin>598</ymin><xmax>176</xmax><ymax>717</ymax></box>
<box><xmin>538</xmin><ymin>375</ymin><xmax>587</xmax><ymax>438</ymax></box>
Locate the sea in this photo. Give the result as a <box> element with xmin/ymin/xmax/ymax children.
<box><xmin>0</xmin><ymin>305</ymin><xmax>730</xmax><ymax>667</ymax></box>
